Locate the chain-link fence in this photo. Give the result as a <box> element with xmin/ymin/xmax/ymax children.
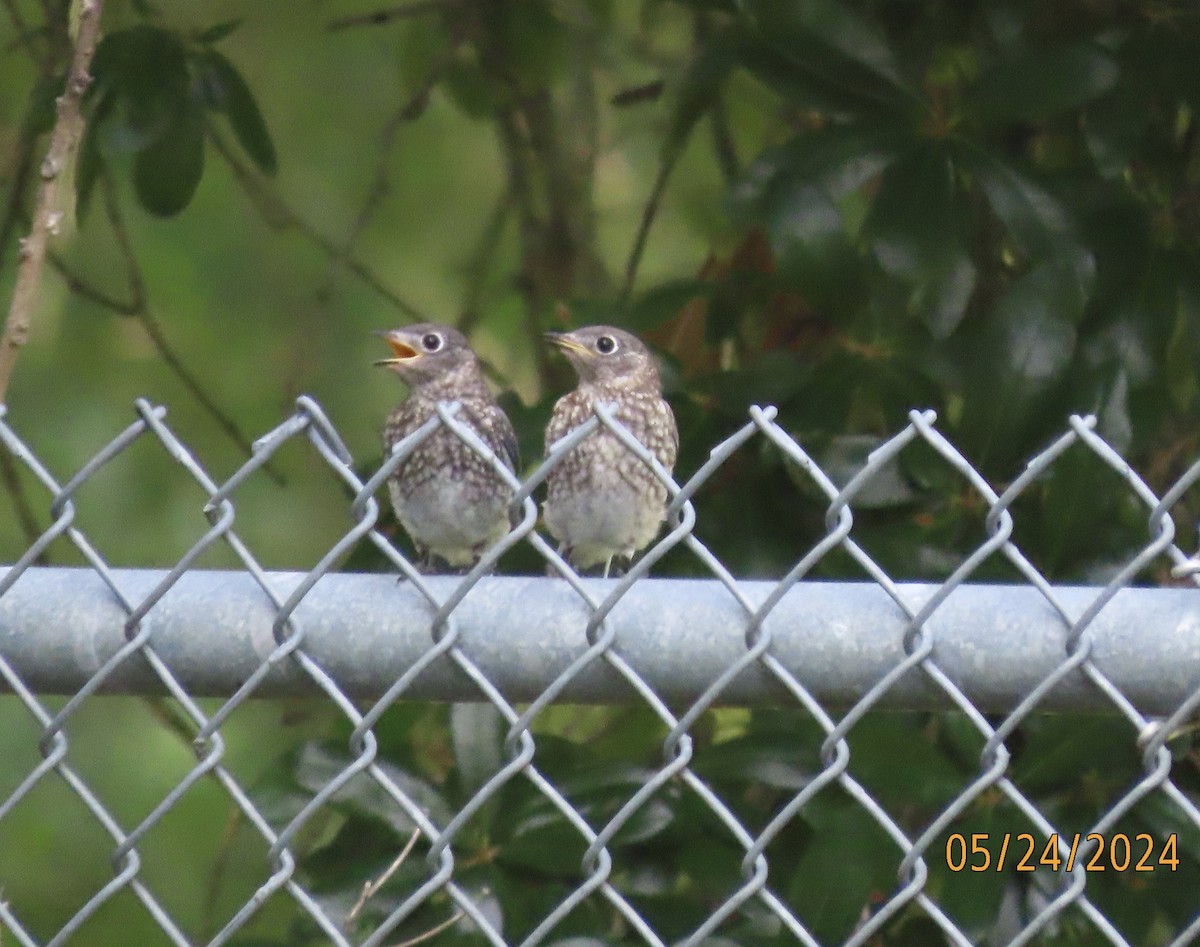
<box><xmin>2</xmin><ymin>395</ymin><xmax>1200</xmax><ymax>947</ymax></box>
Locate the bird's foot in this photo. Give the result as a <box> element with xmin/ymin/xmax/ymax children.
<box><xmin>602</xmin><ymin>555</ymin><xmax>633</xmax><ymax>579</ymax></box>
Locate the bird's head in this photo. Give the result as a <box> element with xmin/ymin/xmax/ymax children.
<box><xmin>544</xmin><ymin>326</ymin><xmax>659</xmax><ymax>388</ymax></box>
<box><xmin>375</xmin><ymin>323</ymin><xmax>475</xmax><ymax>385</ymax></box>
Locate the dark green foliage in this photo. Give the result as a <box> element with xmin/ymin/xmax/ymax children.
<box><xmin>257</xmin><ymin>705</ymin><xmax>1200</xmax><ymax>945</ymax></box>
<box><xmin>589</xmin><ymin>0</ymin><xmax>1200</xmax><ymax>586</ymax></box>
<box><xmin>19</xmin><ymin>0</ymin><xmax>1200</xmax><ymax>943</ymax></box>
<box><xmin>314</xmin><ymin>5</ymin><xmax>1200</xmax><ymax>942</ymax></box>
<box><xmin>195</xmin><ymin>48</ymin><xmax>277</xmax><ymax>175</ymax></box>
<box><xmin>78</xmin><ymin>18</ymin><xmax>274</xmax><ymax>218</ymax></box>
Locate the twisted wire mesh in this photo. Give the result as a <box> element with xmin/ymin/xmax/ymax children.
<box><xmin>1</xmin><ymin>396</ymin><xmax>1200</xmax><ymax>946</ymax></box>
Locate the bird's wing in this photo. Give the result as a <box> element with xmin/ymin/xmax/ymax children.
<box><xmin>499</xmin><ymin>415</ymin><xmax>520</xmax><ymax>472</ymax></box>
<box><xmin>665</xmin><ymin>400</ymin><xmax>679</xmax><ymax>462</ymax></box>
<box><xmin>467</xmin><ymin>401</ymin><xmax>519</xmax><ymax>473</ymax></box>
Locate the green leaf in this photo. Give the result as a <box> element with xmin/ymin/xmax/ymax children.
<box><xmin>624</xmin><ymin>279</ymin><xmax>713</xmax><ymax>333</ymax></box>
<box><xmin>1084</xmin><ymin>83</ymin><xmax>1150</xmax><ymax>179</ymax></box>
<box><xmin>701</xmin><ymin>351</ymin><xmax>813</xmax><ymax>417</ymax></box>
<box><xmin>133</xmin><ymin>97</ymin><xmax>205</xmax><ymax>216</ymax></box>
<box><xmin>193</xmin><ymin>18</ymin><xmax>243</xmax><ymax>45</ymax></box>
<box><xmin>890</xmin><ymin>916</ymin><xmax>952</xmax><ymax>947</ymax></box>
<box><xmin>740</xmin><ymin>0</ymin><xmax>914</xmax><ymax>115</ymax></box>
<box><xmin>863</xmin><ymin>146</ymin><xmax>976</xmax><ymax>338</ymax></box>
<box><xmin>955</xmin><ymin>260</ymin><xmax>1083</xmax><ymax>464</ymax></box>
<box><xmin>968</xmin><ymin>43</ymin><xmax>1119</xmax><ymax>124</ymax></box>
<box><xmin>1135</xmin><ymin>793</ymin><xmax>1200</xmax><ymax>867</ymax></box>
<box><xmin>731</xmin><ymin>123</ymin><xmax>903</xmax><ymax>223</ymax></box>
<box><xmin>505</xmin><ymin>0</ymin><xmax>569</xmax><ymax>90</ymax></box>
<box><xmin>1012</xmin><ymin>717</ymin><xmax>1138</xmax><ymax>797</ymax></box>
<box><xmin>962</xmin><ymin>149</ymin><xmax>1078</xmax><ymax>262</ymax></box>
<box><xmin>692</xmin><ymin>731</ymin><xmax>822</xmax><ymax>790</ymax></box>
<box><xmin>497</xmin><ymin>798</ymin><xmax>589</xmax><ymax>877</ymax></box>
<box><xmin>787</xmin><ymin>802</ymin><xmax>899</xmax><ymax>942</ymax></box>
<box><xmin>812</xmin><ymin>434</ymin><xmax>920</xmax><ymax>509</ymax></box>
<box><xmin>764</xmin><ymin>178</ymin><xmax>865</xmax><ymax>314</ymax></box>
<box><xmin>611</xmin><ymin>797</ymin><xmax>675</xmax><ymax>847</ymax></box>
<box><xmin>662</xmin><ymin>31</ymin><xmax>737</xmax><ymax>164</ymax></box>
<box><xmin>292</xmin><ymin>741</ymin><xmax>453</xmax><ymax>836</ymax></box>
<box><xmin>847</xmin><ymin>715</ymin><xmax>967</xmax><ymax>810</ymax></box>
<box><xmin>442</xmin><ymin>58</ymin><xmax>507</xmax><ymax>120</ymax></box>
<box><xmin>196</xmin><ymin>49</ymin><xmax>277</xmax><ymax>175</ymax></box>
<box><xmin>90</xmin><ymin>25</ymin><xmax>190</xmax><ymax>136</ymax></box>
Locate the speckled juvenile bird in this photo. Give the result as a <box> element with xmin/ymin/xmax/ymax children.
<box><xmin>377</xmin><ymin>323</ymin><xmax>518</xmax><ymax>572</ymax></box>
<box><xmin>543</xmin><ymin>326</ymin><xmax>678</xmax><ymax>575</ymax></box>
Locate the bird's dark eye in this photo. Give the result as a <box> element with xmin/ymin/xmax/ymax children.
<box><xmin>596</xmin><ymin>335</ymin><xmax>618</xmax><ymax>355</ymax></box>
<box><xmin>422</xmin><ymin>333</ymin><xmax>443</xmax><ymax>352</ymax></box>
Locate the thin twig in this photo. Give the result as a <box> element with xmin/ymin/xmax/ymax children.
<box><xmin>207</xmin><ymin>124</ymin><xmax>426</xmax><ymax>320</ymax></box>
<box><xmin>388</xmin><ymin>909</ymin><xmax>465</xmax><ymax>947</ymax></box>
<box><xmin>347</xmin><ymin>827</ymin><xmax>422</xmax><ymax>924</ymax></box>
<box><xmin>0</xmin><ymin>0</ymin><xmax>103</xmax><ymax>404</ymax></box>
<box><xmin>320</xmin><ymin>19</ymin><xmax>469</xmax><ymax>305</ymax></box>
<box><xmin>623</xmin><ymin>12</ymin><xmax>725</xmax><ymax>302</ymax></box>
<box><xmin>0</xmin><ymin>97</ymin><xmax>42</xmax><ymax>281</ymax></box>
<box><xmin>99</xmin><ymin>176</ymin><xmax>287</xmax><ymax>485</ymax></box>
<box><xmin>45</xmin><ymin>248</ymin><xmax>139</xmax><ymax>313</ymax></box>
<box><xmin>457</xmin><ymin>189</ymin><xmax>513</xmax><ymax>334</ymax></box>
<box><xmin>1</xmin><ymin>0</ymin><xmax>42</xmax><ymax>60</ymax></box>
<box><xmin>620</xmin><ymin>150</ymin><xmax>679</xmax><ymax>302</ymax></box>
<box><xmin>0</xmin><ymin>448</ymin><xmax>46</xmax><ymax>560</ymax></box>
<box><xmin>201</xmin><ymin>805</ymin><xmax>243</xmax><ymax>942</ymax></box>
<box><xmin>494</xmin><ymin>106</ymin><xmax>554</xmax><ymax>390</ymax></box>
<box><xmin>327</xmin><ymin>0</ymin><xmax>451</xmax><ymax>32</ymax></box>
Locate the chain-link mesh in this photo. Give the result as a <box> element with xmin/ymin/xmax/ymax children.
<box><xmin>2</xmin><ymin>396</ymin><xmax>1200</xmax><ymax>946</ymax></box>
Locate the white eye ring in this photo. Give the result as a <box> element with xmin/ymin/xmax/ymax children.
<box><xmin>596</xmin><ymin>335</ymin><xmax>618</xmax><ymax>355</ymax></box>
<box><xmin>421</xmin><ymin>333</ymin><xmax>443</xmax><ymax>352</ymax></box>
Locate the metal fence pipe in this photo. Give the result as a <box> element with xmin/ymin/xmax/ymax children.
<box><xmin>1</xmin><ymin>565</ymin><xmax>1196</xmax><ymax>712</ymax></box>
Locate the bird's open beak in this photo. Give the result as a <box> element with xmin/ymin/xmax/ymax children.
<box><xmin>544</xmin><ymin>331</ymin><xmax>591</xmax><ymax>359</ymax></box>
<box><xmin>374</xmin><ymin>331</ymin><xmax>420</xmax><ymax>367</ymax></box>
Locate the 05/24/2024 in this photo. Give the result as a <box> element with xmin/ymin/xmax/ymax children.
<box><xmin>945</xmin><ymin>832</ymin><xmax>1179</xmax><ymax>873</ymax></box>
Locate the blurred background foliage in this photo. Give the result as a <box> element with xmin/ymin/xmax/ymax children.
<box><xmin>4</xmin><ymin>0</ymin><xmax>1200</xmax><ymax>944</ymax></box>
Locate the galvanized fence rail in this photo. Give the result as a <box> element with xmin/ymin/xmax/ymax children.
<box><xmin>2</xmin><ymin>396</ymin><xmax>1200</xmax><ymax>947</ymax></box>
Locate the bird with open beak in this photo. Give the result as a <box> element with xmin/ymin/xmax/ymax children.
<box><xmin>543</xmin><ymin>325</ymin><xmax>678</xmax><ymax>575</ymax></box>
<box><xmin>376</xmin><ymin>323</ymin><xmax>518</xmax><ymax>572</ymax></box>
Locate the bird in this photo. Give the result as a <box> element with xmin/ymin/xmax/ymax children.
<box><xmin>543</xmin><ymin>325</ymin><xmax>678</xmax><ymax>576</ymax></box>
<box><xmin>376</xmin><ymin>323</ymin><xmax>518</xmax><ymax>572</ymax></box>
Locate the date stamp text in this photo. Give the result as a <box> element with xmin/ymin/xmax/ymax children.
<box><xmin>945</xmin><ymin>832</ymin><xmax>1179</xmax><ymax>873</ymax></box>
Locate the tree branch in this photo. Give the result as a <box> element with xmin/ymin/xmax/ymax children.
<box><xmin>98</xmin><ymin>176</ymin><xmax>287</xmax><ymax>485</ymax></box>
<box><xmin>206</xmin><ymin>123</ymin><xmax>427</xmax><ymax>320</ymax></box>
<box><xmin>45</xmin><ymin>247</ymin><xmax>140</xmax><ymax>313</ymax></box>
<box><xmin>457</xmin><ymin>189</ymin><xmax>512</xmax><ymax>334</ymax></box>
<box><xmin>0</xmin><ymin>0</ymin><xmax>103</xmax><ymax>404</ymax></box>
<box><xmin>319</xmin><ymin>19</ymin><xmax>470</xmax><ymax>305</ymax></box>
<box><xmin>327</xmin><ymin>1</ymin><xmax>452</xmax><ymax>32</ymax></box>
<box><xmin>494</xmin><ymin>105</ymin><xmax>555</xmax><ymax>389</ymax></box>
<box><xmin>0</xmin><ymin>93</ymin><xmax>43</xmax><ymax>279</ymax></box>
<box><xmin>620</xmin><ymin>148</ymin><xmax>680</xmax><ymax>302</ymax></box>
<box><xmin>0</xmin><ymin>447</ymin><xmax>47</xmax><ymax>561</ymax></box>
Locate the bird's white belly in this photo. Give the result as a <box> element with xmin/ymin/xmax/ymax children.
<box><xmin>544</xmin><ymin>480</ymin><xmax>666</xmax><ymax>568</ymax></box>
<box><xmin>391</xmin><ymin>479</ymin><xmax>509</xmax><ymax>565</ymax></box>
